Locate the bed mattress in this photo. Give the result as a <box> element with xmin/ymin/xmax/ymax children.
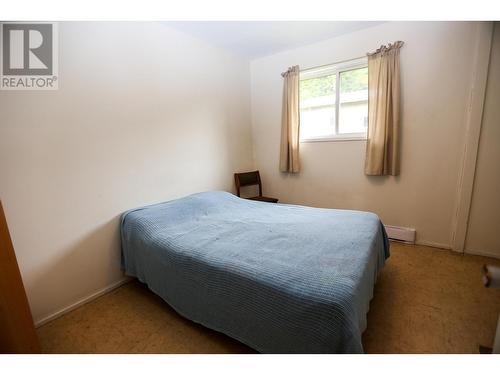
<box><xmin>121</xmin><ymin>191</ymin><xmax>389</xmax><ymax>353</ymax></box>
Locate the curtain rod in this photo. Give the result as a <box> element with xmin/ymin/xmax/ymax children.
<box><xmin>281</xmin><ymin>55</ymin><xmax>366</xmax><ymax>76</ymax></box>
<box><xmin>282</xmin><ymin>41</ymin><xmax>404</xmax><ymax>76</ymax></box>
<box><xmin>299</xmin><ymin>55</ymin><xmax>367</xmax><ymax>73</ymax></box>
<box><xmin>367</xmin><ymin>41</ymin><xmax>404</xmax><ymax>56</ymax></box>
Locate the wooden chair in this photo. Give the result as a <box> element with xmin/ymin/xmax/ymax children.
<box><xmin>234</xmin><ymin>171</ymin><xmax>278</xmax><ymax>203</ymax></box>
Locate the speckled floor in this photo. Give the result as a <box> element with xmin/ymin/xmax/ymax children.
<box><xmin>37</xmin><ymin>242</ymin><xmax>500</xmax><ymax>353</ymax></box>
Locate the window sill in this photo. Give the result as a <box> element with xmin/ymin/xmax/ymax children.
<box><xmin>300</xmin><ymin>136</ymin><xmax>367</xmax><ymax>143</ymax></box>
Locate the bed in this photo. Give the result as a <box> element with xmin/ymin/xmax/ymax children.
<box><xmin>120</xmin><ymin>191</ymin><xmax>389</xmax><ymax>353</ymax></box>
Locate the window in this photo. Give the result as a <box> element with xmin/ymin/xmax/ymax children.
<box><xmin>299</xmin><ymin>57</ymin><xmax>368</xmax><ymax>141</ymax></box>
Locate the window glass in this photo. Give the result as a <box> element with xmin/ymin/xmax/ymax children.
<box><xmin>299</xmin><ymin>58</ymin><xmax>368</xmax><ymax>141</ymax></box>
<box><xmin>339</xmin><ymin>67</ymin><xmax>368</xmax><ymax>134</ymax></box>
<box><xmin>299</xmin><ymin>74</ymin><xmax>336</xmax><ymax>139</ymax></box>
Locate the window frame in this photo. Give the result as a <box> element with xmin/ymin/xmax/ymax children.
<box><xmin>299</xmin><ymin>57</ymin><xmax>369</xmax><ymax>143</ymax></box>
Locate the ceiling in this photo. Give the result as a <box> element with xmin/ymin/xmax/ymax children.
<box><xmin>165</xmin><ymin>21</ymin><xmax>386</xmax><ymax>59</ymax></box>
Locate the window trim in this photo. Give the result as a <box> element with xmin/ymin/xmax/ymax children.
<box><xmin>299</xmin><ymin>57</ymin><xmax>368</xmax><ymax>142</ymax></box>
<box><xmin>300</xmin><ymin>133</ymin><xmax>367</xmax><ymax>143</ymax></box>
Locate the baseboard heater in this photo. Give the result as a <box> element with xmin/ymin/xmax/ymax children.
<box><xmin>384</xmin><ymin>225</ymin><xmax>416</xmax><ymax>244</ymax></box>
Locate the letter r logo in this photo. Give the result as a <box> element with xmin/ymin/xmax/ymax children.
<box><xmin>2</xmin><ymin>23</ymin><xmax>53</xmax><ymax>76</ymax></box>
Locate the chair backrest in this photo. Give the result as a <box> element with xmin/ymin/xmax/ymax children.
<box><xmin>234</xmin><ymin>171</ymin><xmax>262</xmax><ymax>197</ymax></box>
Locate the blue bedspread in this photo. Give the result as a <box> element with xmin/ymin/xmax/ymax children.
<box><xmin>121</xmin><ymin>191</ymin><xmax>389</xmax><ymax>353</ymax></box>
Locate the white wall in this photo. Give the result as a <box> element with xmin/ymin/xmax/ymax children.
<box><xmin>0</xmin><ymin>22</ymin><xmax>254</xmax><ymax>323</ymax></box>
<box><xmin>465</xmin><ymin>22</ymin><xmax>500</xmax><ymax>258</ymax></box>
<box><xmin>250</xmin><ymin>21</ymin><xmax>480</xmax><ymax>249</ymax></box>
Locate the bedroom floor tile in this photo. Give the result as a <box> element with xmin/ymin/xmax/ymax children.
<box><xmin>362</xmin><ymin>243</ymin><xmax>500</xmax><ymax>353</ymax></box>
<box><xmin>36</xmin><ymin>242</ymin><xmax>500</xmax><ymax>353</ymax></box>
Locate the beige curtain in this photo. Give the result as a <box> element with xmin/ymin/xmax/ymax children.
<box><xmin>365</xmin><ymin>41</ymin><xmax>404</xmax><ymax>176</ymax></box>
<box><xmin>279</xmin><ymin>65</ymin><xmax>300</xmax><ymax>173</ymax></box>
